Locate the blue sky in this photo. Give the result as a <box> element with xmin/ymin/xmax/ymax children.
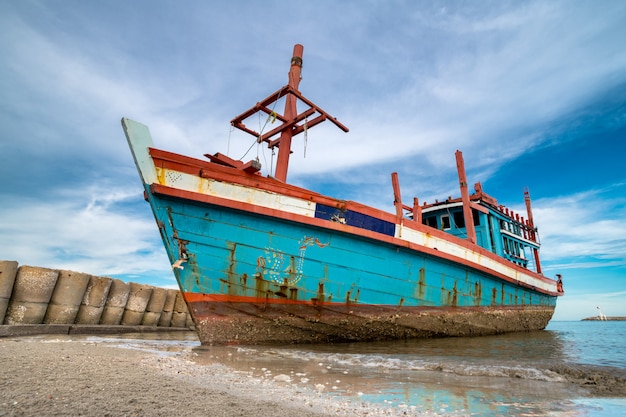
<box><xmin>1</xmin><ymin>0</ymin><xmax>625</xmax><ymax>321</ymax></box>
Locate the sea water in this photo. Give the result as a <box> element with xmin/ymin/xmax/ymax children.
<box><xmin>97</xmin><ymin>321</ymin><xmax>626</xmax><ymax>416</ymax></box>
<box><xmin>192</xmin><ymin>321</ymin><xmax>626</xmax><ymax>416</ymax></box>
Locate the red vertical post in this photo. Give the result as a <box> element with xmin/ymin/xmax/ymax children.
<box><xmin>524</xmin><ymin>189</ymin><xmax>535</xmax><ymax>235</ymax></box>
<box><xmin>391</xmin><ymin>172</ymin><xmax>403</xmax><ymax>223</ymax></box>
<box><xmin>412</xmin><ymin>197</ymin><xmax>421</xmax><ymax>224</ymax></box>
<box><xmin>274</xmin><ymin>44</ymin><xmax>303</xmax><ymax>182</ymax></box>
<box><xmin>455</xmin><ymin>150</ymin><xmax>476</xmax><ymax>244</ymax></box>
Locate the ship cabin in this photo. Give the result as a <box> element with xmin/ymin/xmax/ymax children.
<box><xmin>419</xmin><ymin>182</ymin><xmax>541</xmax><ymax>273</ymax></box>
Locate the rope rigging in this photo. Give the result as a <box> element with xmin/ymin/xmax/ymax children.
<box><xmin>237</xmin><ymin>87</ymin><xmax>285</xmax><ymax>176</ymax></box>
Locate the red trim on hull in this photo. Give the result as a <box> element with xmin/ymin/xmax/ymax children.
<box><xmin>185</xmin><ymin>292</ymin><xmax>312</xmax><ymax>305</ymax></box>
<box><xmin>184</xmin><ymin>292</ymin><xmax>554</xmax><ymax>311</ymax></box>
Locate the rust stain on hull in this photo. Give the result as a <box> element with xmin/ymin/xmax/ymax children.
<box><xmin>474</xmin><ymin>281</ymin><xmax>482</xmax><ymax>306</ymax></box>
<box><xmin>417</xmin><ymin>267</ymin><xmax>426</xmax><ymax>299</ymax></box>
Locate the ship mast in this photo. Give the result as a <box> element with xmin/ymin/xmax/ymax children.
<box><xmin>230</xmin><ymin>44</ymin><xmax>348</xmax><ymax>182</ymax></box>
<box><xmin>274</xmin><ymin>44</ymin><xmax>303</xmax><ymax>181</ymax></box>
<box><xmin>455</xmin><ymin>150</ymin><xmax>477</xmax><ymax>244</ymax></box>
<box><xmin>524</xmin><ymin>189</ymin><xmax>543</xmax><ymax>274</ymax></box>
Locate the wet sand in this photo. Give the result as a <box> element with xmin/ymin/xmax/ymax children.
<box><xmin>0</xmin><ymin>336</ymin><xmax>403</xmax><ymax>417</ymax></box>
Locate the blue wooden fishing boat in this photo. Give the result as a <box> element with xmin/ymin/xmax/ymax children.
<box><xmin>122</xmin><ymin>44</ymin><xmax>563</xmax><ymax>345</ymax></box>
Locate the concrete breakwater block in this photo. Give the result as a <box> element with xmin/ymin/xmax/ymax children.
<box><xmin>0</xmin><ymin>261</ymin><xmax>19</xmax><ymax>324</ymax></box>
<box><xmin>0</xmin><ymin>260</ymin><xmax>192</xmax><ymax>331</ymax></box>
<box><xmin>170</xmin><ymin>291</ymin><xmax>189</xmax><ymax>328</ymax></box>
<box><xmin>142</xmin><ymin>287</ymin><xmax>167</xmax><ymax>326</ymax></box>
<box><xmin>43</xmin><ymin>270</ymin><xmax>90</xmax><ymax>324</ymax></box>
<box><xmin>75</xmin><ymin>276</ymin><xmax>112</xmax><ymax>324</ymax></box>
<box><xmin>121</xmin><ymin>283</ymin><xmax>152</xmax><ymax>326</ymax></box>
<box><xmin>100</xmin><ymin>279</ymin><xmax>131</xmax><ymax>325</ymax></box>
<box><xmin>5</xmin><ymin>266</ymin><xmax>59</xmax><ymax>324</ymax></box>
<box><xmin>158</xmin><ymin>289</ymin><xmax>178</xmax><ymax>327</ymax></box>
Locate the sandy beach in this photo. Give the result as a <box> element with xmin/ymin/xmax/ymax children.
<box><xmin>0</xmin><ymin>335</ymin><xmax>406</xmax><ymax>417</ymax></box>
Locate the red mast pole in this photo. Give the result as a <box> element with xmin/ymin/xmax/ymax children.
<box><xmin>455</xmin><ymin>150</ymin><xmax>477</xmax><ymax>244</ymax></box>
<box><xmin>274</xmin><ymin>44</ymin><xmax>303</xmax><ymax>182</ymax></box>
<box><xmin>229</xmin><ymin>44</ymin><xmax>347</xmax><ymax>180</ymax></box>
<box><xmin>524</xmin><ymin>189</ymin><xmax>543</xmax><ymax>274</ymax></box>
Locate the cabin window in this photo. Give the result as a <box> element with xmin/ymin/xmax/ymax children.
<box><xmin>424</xmin><ymin>216</ymin><xmax>438</xmax><ymax>228</ymax></box>
<box><xmin>453</xmin><ymin>212</ymin><xmax>465</xmax><ymax>228</ymax></box>
<box><xmin>441</xmin><ymin>215</ymin><xmax>451</xmax><ymax>230</ymax></box>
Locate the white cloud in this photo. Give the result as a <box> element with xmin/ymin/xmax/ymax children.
<box><xmin>5</xmin><ymin>0</ymin><xmax>624</xmax><ymax>184</ymax></box>
<box><xmin>529</xmin><ymin>184</ymin><xmax>626</xmax><ymax>267</ymax></box>
<box><xmin>0</xmin><ymin>185</ymin><xmax>171</xmax><ymax>281</ymax></box>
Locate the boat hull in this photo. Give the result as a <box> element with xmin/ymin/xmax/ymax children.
<box><xmin>122</xmin><ymin>117</ymin><xmax>559</xmax><ymax>345</ymax></box>
<box><xmin>149</xmin><ymin>190</ymin><xmax>555</xmax><ymax>345</ymax></box>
